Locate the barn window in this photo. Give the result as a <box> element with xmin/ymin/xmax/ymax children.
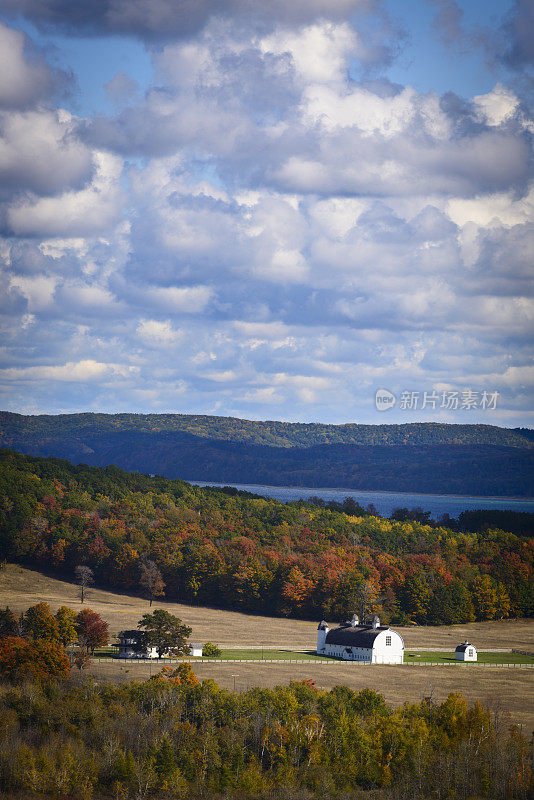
<box><xmin>385</xmin><ymin>636</ymin><xmax>391</xmax><ymax>646</ymax></box>
<box><xmin>468</xmin><ymin>648</ymin><xmax>473</xmax><ymax>657</ymax></box>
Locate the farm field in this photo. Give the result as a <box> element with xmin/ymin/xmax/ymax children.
<box><xmin>85</xmin><ymin>658</ymin><xmax>534</xmax><ymax>733</ymax></box>
<box><xmin>2</xmin><ymin>563</ymin><xmax>533</xmax><ymax>650</ymax></box>
<box><xmin>2</xmin><ymin>564</ymin><xmax>534</xmax><ymax>731</ymax></box>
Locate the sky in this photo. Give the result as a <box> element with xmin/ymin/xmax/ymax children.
<box><xmin>0</xmin><ymin>0</ymin><xmax>532</xmax><ymax>427</ymax></box>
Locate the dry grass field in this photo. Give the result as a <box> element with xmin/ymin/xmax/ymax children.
<box><xmin>2</xmin><ymin>563</ymin><xmax>533</xmax><ymax>649</ymax></box>
<box><xmin>86</xmin><ymin>658</ymin><xmax>534</xmax><ymax>733</ymax></box>
<box><xmin>2</xmin><ymin>564</ymin><xmax>533</xmax><ymax>730</ymax></box>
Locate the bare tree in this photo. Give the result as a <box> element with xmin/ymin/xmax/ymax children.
<box><xmin>139</xmin><ymin>560</ymin><xmax>165</xmax><ymax>606</ymax></box>
<box><xmin>75</xmin><ymin>565</ymin><xmax>94</xmax><ymax>604</ymax></box>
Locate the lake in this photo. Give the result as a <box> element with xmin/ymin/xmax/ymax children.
<box><xmin>190</xmin><ymin>481</ymin><xmax>534</xmax><ymax>519</ymax></box>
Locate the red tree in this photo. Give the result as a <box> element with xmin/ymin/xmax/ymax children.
<box><xmin>76</xmin><ymin>609</ymin><xmax>109</xmax><ymax>654</ymax></box>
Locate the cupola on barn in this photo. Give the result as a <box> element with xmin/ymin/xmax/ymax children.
<box><xmin>317</xmin><ymin>614</ymin><xmax>404</xmax><ymax>663</ymax></box>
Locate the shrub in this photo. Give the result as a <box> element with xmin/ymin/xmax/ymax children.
<box><xmin>202</xmin><ymin>641</ymin><xmax>222</xmax><ymax>657</ymax></box>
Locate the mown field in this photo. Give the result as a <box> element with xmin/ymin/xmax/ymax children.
<box><xmin>92</xmin><ymin>647</ymin><xmax>534</xmax><ymax>664</ymax></box>
<box><xmin>2</xmin><ymin>564</ymin><xmax>533</xmax><ymax>731</ymax></box>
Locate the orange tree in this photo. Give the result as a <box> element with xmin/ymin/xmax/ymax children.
<box><xmin>0</xmin><ymin>636</ymin><xmax>71</xmax><ymax>682</ymax></box>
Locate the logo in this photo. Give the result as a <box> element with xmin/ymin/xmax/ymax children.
<box><xmin>375</xmin><ymin>388</ymin><xmax>396</xmax><ymax>411</ymax></box>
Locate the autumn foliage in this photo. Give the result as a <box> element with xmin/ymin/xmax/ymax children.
<box><xmin>0</xmin><ymin>677</ymin><xmax>530</xmax><ymax>799</ymax></box>
<box><xmin>0</xmin><ymin>449</ymin><xmax>532</xmax><ymax>625</ymax></box>
<box><xmin>0</xmin><ymin>636</ymin><xmax>71</xmax><ymax>682</ymax></box>
<box><xmin>76</xmin><ymin>608</ymin><xmax>109</xmax><ymax>653</ymax></box>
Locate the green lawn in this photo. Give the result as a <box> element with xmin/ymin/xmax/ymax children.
<box><xmin>92</xmin><ymin>646</ymin><xmax>534</xmax><ymax>664</ymax></box>
<box><xmin>404</xmin><ymin>651</ymin><xmax>534</xmax><ymax>664</ymax></box>
<box><xmin>206</xmin><ymin>649</ymin><xmax>324</xmax><ymax>661</ymax></box>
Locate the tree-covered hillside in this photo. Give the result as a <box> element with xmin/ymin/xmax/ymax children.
<box><xmin>1</xmin><ymin>449</ymin><xmax>532</xmax><ymax>624</ymax></box>
<box><xmin>1</xmin><ymin>412</ymin><xmax>532</xmax><ymax>495</ymax></box>
<box><xmin>1</xmin><ymin>411</ymin><xmax>532</xmax><ymax>447</ymax></box>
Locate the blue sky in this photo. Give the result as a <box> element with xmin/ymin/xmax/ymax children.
<box><xmin>0</xmin><ymin>0</ymin><xmax>532</xmax><ymax>426</ymax></box>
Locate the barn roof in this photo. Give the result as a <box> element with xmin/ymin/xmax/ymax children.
<box><xmin>455</xmin><ymin>641</ymin><xmax>476</xmax><ymax>653</ymax></box>
<box><xmin>325</xmin><ymin>624</ymin><xmax>389</xmax><ymax>648</ymax></box>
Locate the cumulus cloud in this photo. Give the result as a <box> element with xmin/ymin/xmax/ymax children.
<box><xmin>137</xmin><ymin>319</ymin><xmax>183</xmax><ymax>346</ymax></box>
<box><xmin>85</xmin><ymin>21</ymin><xmax>532</xmax><ymax>201</ymax></box>
<box><xmin>0</xmin><ymin>11</ymin><xmax>532</xmax><ymax>425</ymax></box>
<box><xmin>6</xmin><ymin>151</ymin><xmax>123</xmax><ymax>237</ymax></box>
<box><xmin>0</xmin><ymin>109</ymin><xmax>93</xmax><ymax>199</ymax></box>
<box><xmin>0</xmin><ymin>22</ymin><xmax>58</xmax><ymax>109</ymax></box>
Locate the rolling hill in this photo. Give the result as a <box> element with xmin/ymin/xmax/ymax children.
<box><xmin>0</xmin><ymin>411</ymin><xmax>532</xmax><ymax>496</ymax></box>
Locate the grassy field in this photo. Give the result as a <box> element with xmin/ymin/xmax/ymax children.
<box><xmin>2</xmin><ymin>564</ymin><xmax>534</xmax><ymax>731</ymax></box>
<box><xmin>86</xmin><ymin>658</ymin><xmax>534</xmax><ymax>733</ymax></box>
<box><xmin>404</xmin><ymin>651</ymin><xmax>534</xmax><ymax>664</ymax></box>
<box><xmin>93</xmin><ymin>647</ymin><xmax>534</xmax><ymax>664</ymax></box>
<box><xmin>2</xmin><ymin>563</ymin><xmax>533</xmax><ymax>650</ymax></box>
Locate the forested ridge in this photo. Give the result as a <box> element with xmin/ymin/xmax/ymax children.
<box><xmin>1</xmin><ymin>412</ymin><xmax>533</xmax><ymax>496</ymax></box>
<box><xmin>1</xmin><ymin>449</ymin><xmax>532</xmax><ymax>624</ymax></box>
<box><xmin>1</xmin><ymin>411</ymin><xmax>532</xmax><ymax>447</ymax></box>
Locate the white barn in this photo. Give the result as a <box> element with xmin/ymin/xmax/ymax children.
<box><xmin>455</xmin><ymin>640</ymin><xmax>477</xmax><ymax>661</ymax></box>
<box><xmin>317</xmin><ymin>614</ymin><xmax>404</xmax><ymax>664</ymax></box>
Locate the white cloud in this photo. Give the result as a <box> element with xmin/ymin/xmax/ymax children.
<box><xmin>145</xmin><ymin>285</ymin><xmax>214</xmax><ymax>313</ymax></box>
<box><xmin>7</xmin><ymin>151</ymin><xmax>124</xmax><ymax>237</ymax></box>
<box><xmin>261</xmin><ymin>22</ymin><xmax>358</xmax><ymax>85</ymax></box>
<box><xmin>473</xmin><ymin>83</ymin><xmax>519</xmax><ymax>127</ymax></box>
<box><xmin>0</xmin><ymin>360</ymin><xmax>139</xmax><ymax>382</ymax></box>
<box><xmin>302</xmin><ymin>84</ymin><xmax>416</xmax><ymax>134</ymax></box>
<box><xmin>137</xmin><ymin>319</ymin><xmax>182</xmax><ymax>345</ymax></box>
<box><xmin>0</xmin><ymin>108</ymin><xmax>92</xmax><ymax>198</ymax></box>
<box><xmin>0</xmin><ymin>23</ymin><xmax>55</xmax><ymax>109</ymax></box>
<box><xmin>9</xmin><ymin>274</ymin><xmax>58</xmax><ymax>311</ymax></box>
<box><xmin>0</xmin><ymin>10</ymin><xmax>532</xmax><ymax>425</ymax></box>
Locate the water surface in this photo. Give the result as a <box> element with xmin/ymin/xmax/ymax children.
<box><xmin>191</xmin><ymin>481</ymin><xmax>534</xmax><ymax>519</ymax></box>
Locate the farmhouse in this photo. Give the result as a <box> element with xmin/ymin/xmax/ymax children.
<box><xmin>114</xmin><ymin>630</ymin><xmax>160</xmax><ymax>659</ymax></box>
<box><xmin>455</xmin><ymin>640</ymin><xmax>477</xmax><ymax>661</ymax></box>
<box><xmin>317</xmin><ymin>614</ymin><xmax>404</xmax><ymax>664</ymax></box>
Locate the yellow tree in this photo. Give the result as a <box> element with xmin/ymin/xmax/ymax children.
<box><xmin>55</xmin><ymin>606</ymin><xmax>77</xmax><ymax>647</ymax></box>
<box><xmin>21</xmin><ymin>602</ymin><xmax>59</xmax><ymax>641</ymax></box>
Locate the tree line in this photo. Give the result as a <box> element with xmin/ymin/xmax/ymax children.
<box><xmin>0</xmin><ymin>448</ymin><xmax>532</xmax><ymax>624</ymax></box>
<box><xmin>0</xmin><ymin>601</ymin><xmax>196</xmax><ymax>680</ymax></box>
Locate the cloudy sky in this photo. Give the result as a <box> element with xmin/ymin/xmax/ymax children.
<box><xmin>0</xmin><ymin>0</ymin><xmax>532</xmax><ymax>426</ymax></box>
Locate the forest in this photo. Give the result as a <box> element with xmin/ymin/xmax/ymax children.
<box><xmin>0</xmin><ymin>673</ymin><xmax>531</xmax><ymax>800</ymax></box>
<box><xmin>0</xmin><ymin>448</ymin><xmax>532</xmax><ymax>624</ymax></box>
<box><xmin>1</xmin><ymin>412</ymin><xmax>533</xmax><ymax>496</ymax></box>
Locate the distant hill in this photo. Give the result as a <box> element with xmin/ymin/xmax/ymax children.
<box><xmin>0</xmin><ymin>411</ymin><xmax>532</xmax><ymax>496</ymax></box>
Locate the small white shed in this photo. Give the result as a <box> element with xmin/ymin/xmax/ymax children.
<box><xmin>455</xmin><ymin>640</ymin><xmax>477</xmax><ymax>661</ymax></box>
<box><xmin>189</xmin><ymin>643</ymin><xmax>203</xmax><ymax>657</ymax></box>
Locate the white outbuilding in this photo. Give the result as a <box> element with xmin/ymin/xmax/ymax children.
<box><xmin>317</xmin><ymin>614</ymin><xmax>404</xmax><ymax>664</ymax></box>
<box><xmin>189</xmin><ymin>643</ymin><xmax>203</xmax><ymax>657</ymax></box>
<box><xmin>455</xmin><ymin>640</ymin><xmax>477</xmax><ymax>661</ymax></box>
